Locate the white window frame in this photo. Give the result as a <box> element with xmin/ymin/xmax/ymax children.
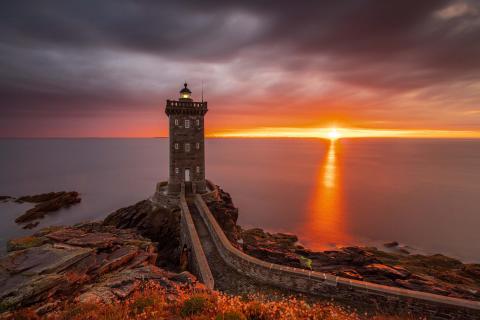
<box><xmin>174</xmin><ymin>119</ymin><xmax>179</xmax><ymax>126</ymax></box>
<box><xmin>175</xmin><ymin>167</ymin><xmax>179</xmax><ymax>174</ymax></box>
<box><xmin>174</xmin><ymin>143</ymin><xmax>179</xmax><ymax>150</ymax></box>
<box><xmin>196</xmin><ymin>166</ymin><xmax>200</xmax><ymax>174</ymax></box>
<box><xmin>196</xmin><ymin>142</ymin><xmax>200</xmax><ymax>150</ymax></box>
<box><xmin>185</xmin><ymin>143</ymin><xmax>190</xmax><ymax>152</ymax></box>
<box><xmin>185</xmin><ymin>119</ymin><xmax>190</xmax><ymax>128</ymax></box>
<box><xmin>196</xmin><ymin>119</ymin><xmax>200</xmax><ymax>126</ymax></box>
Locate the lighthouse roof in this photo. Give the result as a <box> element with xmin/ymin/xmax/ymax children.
<box><xmin>180</xmin><ymin>82</ymin><xmax>191</xmax><ymax>94</ymax></box>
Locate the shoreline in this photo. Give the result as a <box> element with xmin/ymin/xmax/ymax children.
<box><xmin>1</xmin><ymin>187</ymin><xmax>480</xmax><ymax>318</ymax></box>
<box><xmin>3</xmin><ymin>187</ymin><xmax>480</xmax><ymax>301</ymax></box>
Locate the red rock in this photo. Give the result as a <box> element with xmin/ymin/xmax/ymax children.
<box><xmin>95</xmin><ymin>246</ymin><xmax>139</xmax><ymax>275</ymax></box>
<box><xmin>45</xmin><ymin>228</ymin><xmax>86</xmax><ymax>242</ymax></box>
<box><xmin>336</xmin><ymin>269</ymin><xmax>364</xmax><ymax>280</ymax></box>
<box><xmin>66</xmin><ymin>232</ymin><xmax>119</xmax><ymax>249</ymax></box>
<box><xmin>364</xmin><ymin>263</ymin><xmax>410</xmax><ymax>279</ymax></box>
<box><xmin>0</xmin><ymin>223</ymin><xmax>185</xmax><ymax>313</ymax></box>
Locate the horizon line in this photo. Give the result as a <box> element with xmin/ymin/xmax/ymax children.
<box><xmin>2</xmin><ymin>126</ymin><xmax>480</xmax><ymax>140</ymax></box>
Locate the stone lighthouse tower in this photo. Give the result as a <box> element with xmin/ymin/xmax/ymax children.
<box><xmin>165</xmin><ymin>82</ymin><xmax>208</xmax><ymax>194</ymax></box>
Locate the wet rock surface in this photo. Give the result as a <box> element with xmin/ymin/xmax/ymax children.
<box><xmin>14</xmin><ymin>191</ymin><xmax>81</xmax><ymax>224</ymax></box>
<box><xmin>103</xmin><ymin>199</ymin><xmax>181</xmax><ymax>267</ymax></box>
<box><xmin>0</xmin><ymin>222</ymin><xmax>201</xmax><ymax>316</ymax></box>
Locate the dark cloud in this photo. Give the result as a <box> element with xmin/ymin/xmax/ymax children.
<box><xmin>1</xmin><ymin>0</ymin><xmax>480</xmax><ymax>136</ymax></box>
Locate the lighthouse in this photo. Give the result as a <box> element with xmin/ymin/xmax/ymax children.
<box><xmin>165</xmin><ymin>82</ymin><xmax>208</xmax><ymax>194</ymax></box>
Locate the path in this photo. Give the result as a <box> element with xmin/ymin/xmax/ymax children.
<box><xmin>187</xmin><ymin>200</ymin><xmax>287</xmax><ymax>297</ymax></box>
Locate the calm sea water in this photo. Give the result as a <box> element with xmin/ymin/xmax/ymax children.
<box><xmin>0</xmin><ymin>138</ymin><xmax>479</xmax><ymax>262</ymax></box>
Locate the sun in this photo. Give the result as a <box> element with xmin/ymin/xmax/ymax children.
<box><xmin>327</xmin><ymin>128</ymin><xmax>341</xmax><ymax>140</ymax></box>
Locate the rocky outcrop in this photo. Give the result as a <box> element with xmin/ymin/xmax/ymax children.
<box><xmin>14</xmin><ymin>191</ymin><xmax>81</xmax><ymax>224</ymax></box>
<box><xmin>236</xmin><ymin>226</ymin><xmax>480</xmax><ymax>301</ymax></box>
<box><xmin>204</xmin><ymin>187</ymin><xmax>240</xmax><ymax>244</ymax></box>
<box><xmin>103</xmin><ymin>199</ymin><xmax>181</xmax><ymax>267</ymax></box>
<box><xmin>199</xmin><ymin>188</ymin><xmax>480</xmax><ymax>301</ymax></box>
<box><xmin>0</xmin><ymin>196</ymin><xmax>14</xmax><ymax>202</ymax></box>
<box><xmin>0</xmin><ymin>223</ymin><xmax>201</xmax><ymax>316</ymax></box>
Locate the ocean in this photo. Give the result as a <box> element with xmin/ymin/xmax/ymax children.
<box><xmin>1</xmin><ymin>138</ymin><xmax>479</xmax><ymax>262</ymax></box>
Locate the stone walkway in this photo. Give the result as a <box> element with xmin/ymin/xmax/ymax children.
<box><xmin>187</xmin><ymin>201</ymin><xmax>292</xmax><ymax>298</ymax></box>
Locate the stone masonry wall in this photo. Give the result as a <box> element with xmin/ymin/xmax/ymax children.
<box><xmin>194</xmin><ymin>194</ymin><xmax>480</xmax><ymax>319</ymax></box>
<box><xmin>166</xmin><ymin>100</ymin><xmax>208</xmax><ymax>194</ymax></box>
<box><xmin>178</xmin><ymin>190</ymin><xmax>214</xmax><ymax>289</ymax></box>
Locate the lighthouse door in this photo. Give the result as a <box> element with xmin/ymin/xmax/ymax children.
<box><xmin>184</xmin><ymin>169</ymin><xmax>191</xmax><ymax>182</ymax></box>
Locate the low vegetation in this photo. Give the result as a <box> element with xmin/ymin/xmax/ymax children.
<box><xmin>6</xmin><ymin>281</ymin><xmax>414</xmax><ymax>320</ymax></box>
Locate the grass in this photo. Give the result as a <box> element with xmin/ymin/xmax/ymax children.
<box><xmin>7</xmin><ymin>281</ymin><xmax>419</xmax><ymax>320</ymax></box>
<box><xmin>180</xmin><ymin>294</ymin><xmax>213</xmax><ymax>317</ymax></box>
<box><xmin>130</xmin><ymin>296</ymin><xmax>155</xmax><ymax>315</ymax></box>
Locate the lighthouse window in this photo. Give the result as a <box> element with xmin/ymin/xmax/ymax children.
<box><xmin>174</xmin><ymin>119</ymin><xmax>179</xmax><ymax>126</ymax></box>
<box><xmin>185</xmin><ymin>143</ymin><xmax>190</xmax><ymax>152</ymax></box>
<box><xmin>175</xmin><ymin>167</ymin><xmax>179</xmax><ymax>174</ymax></box>
<box><xmin>185</xmin><ymin>119</ymin><xmax>190</xmax><ymax>128</ymax></box>
<box><xmin>174</xmin><ymin>143</ymin><xmax>179</xmax><ymax>150</ymax></box>
<box><xmin>196</xmin><ymin>166</ymin><xmax>200</xmax><ymax>174</ymax></box>
<box><xmin>196</xmin><ymin>142</ymin><xmax>200</xmax><ymax>149</ymax></box>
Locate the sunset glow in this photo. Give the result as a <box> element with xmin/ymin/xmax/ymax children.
<box><xmin>327</xmin><ymin>128</ymin><xmax>340</xmax><ymax>140</ymax></box>
<box><xmin>209</xmin><ymin>127</ymin><xmax>480</xmax><ymax>139</ymax></box>
<box><xmin>302</xmin><ymin>140</ymin><xmax>350</xmax><ymax>249</ymax></box>
<box><xmin>2</xmin><ymin>2</ymin><xmax>480</xmax><ymax>138</ymax></box>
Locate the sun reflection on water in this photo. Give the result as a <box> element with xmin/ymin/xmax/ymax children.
<box><xmin>302</xmin><ymin>139</ymin><xmax>350</xmax><ymax>249</ymax></box>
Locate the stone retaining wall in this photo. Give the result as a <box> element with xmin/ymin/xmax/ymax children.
<box><xmin>178</xmin><ymin>190</ymin><xmax>214</xmax><ymax>289</ymax></box>
<box><xmin>194</xmin><ymin>194</ymin><xmax>480</xmax><ymax>319</ymax></box>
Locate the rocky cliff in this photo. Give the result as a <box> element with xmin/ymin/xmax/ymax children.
<box><xmin>0</xmin><ymin>222</ymin><xmax>201</xmax><ymax>318</ymax></box>
<box><xmin>103</xmin><ymin>199</ymin><xmax>181</xmax><ymax>268</ymax></box>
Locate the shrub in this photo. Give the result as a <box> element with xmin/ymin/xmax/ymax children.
<box><xmin>130</xmin><ymin>296</ymin><xmax>155</xmax><ymax>315</ymax></box>
<box><xmin>180</xmin><ymin>295</ymin><xmax>210</xmax><ymax>317</ymax></box>
<box><xmin>215</xmin><ymin>311</ymin><xmax>247</xmax><ymax>320</ymax></box>
<box><xmin>315</xmin><ymin>309</ymin><xmax>333</xmax><ymax>320</ymax></box>
<box><xmin>244</xmin><ymin>302</ymin><xmax>267</xmax><ymax>320</ymax></box>
<box><xmin>299</xmin><ymin>255</ymin><xmax>313</xmax><ymax>270</ymax></box>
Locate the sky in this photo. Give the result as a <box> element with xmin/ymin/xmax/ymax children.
<box><xmin>1</xmin><ymin>0</ymin><xmax>480</xmax><ymax>138</ymax></box>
